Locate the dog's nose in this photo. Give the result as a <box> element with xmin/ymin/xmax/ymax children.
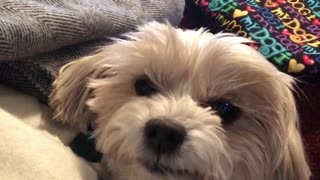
<box><xmin>144</xmin><ymin>119</ymin><xmax>186</xmax><ymax>155</ymax></box>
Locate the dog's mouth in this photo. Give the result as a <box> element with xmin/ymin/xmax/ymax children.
<box><xmin>140</xmin><ymin>160</ymin><xmax>200</xmax><ymax>177</ymax></box>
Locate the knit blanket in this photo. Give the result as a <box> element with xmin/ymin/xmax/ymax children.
<box><xmin>0</xmin><ymin>0</ymin><xmax>185</xmax><ymax>103</ymax></box>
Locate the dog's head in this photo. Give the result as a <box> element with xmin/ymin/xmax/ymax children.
<box><xmin>50</xmin><ymin>22</ymin><xmax>310</xmax><ymax>180</ymax></box>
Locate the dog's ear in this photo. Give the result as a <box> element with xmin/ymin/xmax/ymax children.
<box><xmin>274</xmin><ymin>126</ymin><xmax>311</xmax><ymax>180</ymax></box>
<box><xmin>50</xmin><ymin>53</ymin><xmax>113</xmax><ymax>131</ymax></box>
<box><xmin>273</xmin><ymin>74</ymin><xmax>311</xmax><ymax>180</ymax></box>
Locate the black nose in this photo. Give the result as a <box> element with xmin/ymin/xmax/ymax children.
<box><xmin>144</xmin><ymin>119</ymin><xmax>186</xmax><ymax>155</ymax></box>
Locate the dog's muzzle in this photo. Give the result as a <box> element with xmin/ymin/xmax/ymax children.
<box><xmin>144</xmin><ymin>118</ymin><xmax>186</xmax><ymax>155</ymax></box>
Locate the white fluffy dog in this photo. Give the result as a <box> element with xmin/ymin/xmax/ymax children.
<box><xmin>50</xmin><ymin>22</ymin><xmax>311</xmax><ymax>180</ymax></box>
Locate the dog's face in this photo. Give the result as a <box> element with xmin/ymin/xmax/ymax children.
<box><xmin>51</xmin><ymin>22</ymin><xmax>310</xmax><ymax>180</ymax></box>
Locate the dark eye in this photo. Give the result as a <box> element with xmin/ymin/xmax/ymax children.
<box><xmin>207</xmin><ymin>99</ymin><xmax>240</xmax><ymax>125</ymax></box>
<box><xmin>135</xmin><ymin>76</ymin><xmax>157</xmax><ymax>96</ymax></box>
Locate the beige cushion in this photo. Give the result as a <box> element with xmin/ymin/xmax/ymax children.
<box><xmin>0</xmin><ymin>85</ymin><xmax>98</xmax><ymax>180</ymax></box>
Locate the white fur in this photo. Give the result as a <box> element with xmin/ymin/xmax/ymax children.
<box><xmin>50</xmin><ymin>22</ymin><xmax>311</xmax><ymax>180</ymax></box>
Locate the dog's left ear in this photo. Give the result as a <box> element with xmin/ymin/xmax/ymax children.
<box><xmin>50</xmin><ymin>52</ymin><xmax>113</xmax><ymax>131</ymax></box>
<box><xmin>273</xmin><ymin>74</ymin><xmax>311</xmax><ymax>180</ymax></box>
<box><xmin>275</xmin><ymin>127</ymin><xmax>311</xmax><ymax>180</ymax></box>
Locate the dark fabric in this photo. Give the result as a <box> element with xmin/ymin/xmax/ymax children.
<box><xmin>70</xmin><ymin>132</ymin><xmax>103</xmax><ymax>163</ymax></box>
<box><xmin>0</xmin><ymin>0</ymin><xmax>186</xmax><ymax>103</ymax></box>
<box><xmin>297</xmin><ymin>83</ymin><xmax>320</xmax><ymax>180</ymax></box>
<box><xmin>195</xmin><ymin>0</ymin><xmax>320</xmax><ymax>82</ymax></box>
<box><xmin>180</xmin><ymin>1</ymin><xmax>320</xmax><ymax>179</ymax></box>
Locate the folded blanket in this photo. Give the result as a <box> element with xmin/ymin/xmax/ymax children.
<box><xmin>0</xmin><ymin>0</ymin><xmax>185</xmax><ymax>103</ymax></box>
<box><xmin>0</xmin><ymin>109</ymin><xmax>98</xmax><ymax>180</ymax></box>
<box><xmin>0</xmin><ymin>85</ymin><xmax>97</xmax><ymax>180</ymax></box>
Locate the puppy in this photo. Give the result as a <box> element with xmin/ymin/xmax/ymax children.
<box><xmin>50</xmin><ymin>22</ymin><xmax>311</xmax><ymax>180</ymax></box>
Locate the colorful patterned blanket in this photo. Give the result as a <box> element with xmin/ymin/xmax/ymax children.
<box><xmin>197</xmin><ymin>0</ymin><xmax>320</xmax><ymax>81</ymax></box>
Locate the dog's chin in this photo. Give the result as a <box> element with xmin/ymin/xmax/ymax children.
<box><xmin>107</xmin><ymin>158</ymin><xmax>200</xmax><ymax>180</ymax></box>
<box><xmin>138</xmin><ymin>159</ymin><xmax>201</xmax><ymax>179</ymax></box>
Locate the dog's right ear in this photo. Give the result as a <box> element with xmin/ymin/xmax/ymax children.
<box><xmin>50</xmin><ymin>53</ymin><xmax>113</xmax><ymax>131</ymax></box>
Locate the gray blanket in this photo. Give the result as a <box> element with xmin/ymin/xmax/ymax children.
<box><xmin>0</xmin><ymin>0</ymin><xmax>185</xmax><ymax>103</ymax></box>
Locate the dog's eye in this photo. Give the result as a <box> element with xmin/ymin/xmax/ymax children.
<box><xmin>135</xmin><ymin>77</ymin><xmax>157</xmax><ymax>96</ymax></box>
<box><xmin>207</xmin><ymin>99</ymin><xmax>240</xmax><ymax>125</ymax></box>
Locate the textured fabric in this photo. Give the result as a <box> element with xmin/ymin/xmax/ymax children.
<box><xmin>180</xmin><ymin>1</ymin><xmax>320</xmax><ymax>179</ymax></box>
<box><xmin>0</xmin><ymin>0</ymin><xmax>185</xmax><ymax>103</ymax></box>
<box><xmin>0</xmin><ymin>0</ymin><xmax>185</xmax><ymax>61</ymax></box>
<box><xmin>297</xmin><ymin>83</ymin><xmax>320</xmax><ymax>180</ymax></box>
<box><xmin>0</xmin><ymin>40</ymin><xmax>106</xmax><ymax>103</ymax></box>
<box><xmin>195</xmin><ymin>0</ymin><xmax>320</xmax><ymax>81</ymax></box>
<box><xmin>0</xmin><ymin>109</ymin><xmax>97</xmax><ymax>180</ymax></box>
<box><xmin>0</xmin><ymin>85</ymin><xmax>94</xmax><ymax>180</ymax></box>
